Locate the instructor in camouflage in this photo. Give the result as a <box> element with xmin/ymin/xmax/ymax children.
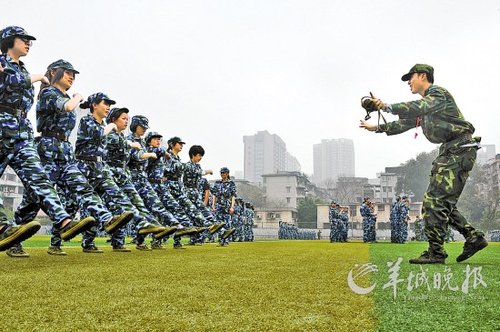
<box><xmin>360</xmin><ymin>63</ymin><xmax>488</xmax><ymax>264</ymax></box>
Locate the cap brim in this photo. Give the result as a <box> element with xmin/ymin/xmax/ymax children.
<box><xmin>401</xmin><ymin>72</ymin><xmax>413</xmax><ymax>81</ymax></box>
<box><xmin>103</xmin><ymin>99</ymin><xmax>116</xmax><ymax>105</ymax></box>
<box><xmin>24</xmin><ymin>35</ymin><xmax>36</xmax><ymax>41</ymax></box>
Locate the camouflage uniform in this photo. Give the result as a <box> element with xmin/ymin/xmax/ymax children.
<box><xmin>339</xmin><ymin>208</ymin><xmax>349</xmax><ymax>242</ymax></box>
<box><xmin>328</xmin><ymin>204</ymin><xmax>340</xmax><ymax>242</ymax></box>
<box><xmin>360</xmin><ymin>201</ymin><xmax>376</xmax><ymax>242</ymax></box>
<box><xmin>243</xmin><ymin>203</ymin><xmax>255</xmax><ymax>241</ymax></box>
<box><xmin>105</xmin><ymin>111</ymin><xmax>165</xmax><ymax>247</ymax></box>
<box><xmin>145</xmin><ymin>145</ymin><xmax>192</xmax><ymax>226</ymax></box>
<box><xmin>212</xmin><ymin>168</ymin><xmax>237</xmax><ymax>246</ymax></box>
<box><xmin>378</xmin><ymin>77</ymin><xmax>483</xmax><ymax>257</ymax></box>
<box><xmin>0</xmin><ymin>29</ymin><xmax>73</xmax><ymax>251</ymax></box>
<box><xmin>389</xmin><ymin>199</ymin><xmax>400</xmax><ymax>243</ymax></box>
<box><xmin>145</xmin><ymin>143</ymin><xmax>194</xmax><ymax>248</ymax></box>
<box><xmin>126</xmin><ymin>121</ymin><xmax>179</xmax><ymax>245</ymax></box>
<box><xmin>414</xmin><ymin>216</ymin><xmax>427</xmax><ymax>241</ymax></box>
<box><xmin>74</xmin><ymin>94</ymin><xmax>140</xmax><ymax>250</ymax></box>
<box><xmin>199</xmin><ymin>177</ymin><xmax>216</xmax><ymax>242</ymax></box>
<box><xmin>183</xmin><ymin>159</ymin><xmax>217</xmax><ymax>244</ymax></box>
<box><xmin>231</xmin><ymin>199</ymin><xmax>244</xmax><ymax>242</ymax></box>
<box><xmin>165</xmin><ymin>151</ymin><xmax>206</xmax><ymax>227</ymax></box>
<box><xmin>14</xmin><ymin>75</ymin><xmax>113</xmax><ymax>248</ymax></box>
<box><xmin>398</xmin><ymin>199</ymin><xmax>409</xmax><ymax>243</ymax></box>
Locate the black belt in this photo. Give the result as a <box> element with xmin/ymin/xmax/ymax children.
<box><xmin>76</xmin><ymin>155</ymin><xmax>103</xmax><ymax>162</ymax></box>
<box><xmin>41</xmin><ymin>130</ymin><xmax>69</xmax><ymax>142</ymax></box>
<box><xmin>107</xmin><ymin>161</ymin><xmax>126</xmax><ymax>168</ymax></box>
<box><xmin>149</xmin><ymin>178</ymin><xmax>166</xmax><ymax>184</ymax></box>
<box><xmin>0</xmin><ymin>105</ymin><xmax>27</xmax><ymax>118</ymax></box>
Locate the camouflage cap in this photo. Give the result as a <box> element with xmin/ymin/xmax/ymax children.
<box><xmin>401</xmin><ymin>64</ymin><xmax>434</xmax><ymax>81</ymax></box>
<box><xmin>220</xmin><ymin>167</ymin><xmax>230</xmax><ymax>173</ymax></box>
<box><xmin>107</xmin><ymin>107</ymin><xmax>129</xmax><ymax>122</ymax></box>
<box><xmin>130</xmin><ymin>115</ymin><xmax>149</xmax><ymax>130</ymax></box>
<box><xmin>167</xmin><ymin>136</ymin><xmax>186</xmax><ymax>146</ymax></box>
<box><xmin>47</xmin><ymin>59</ymin><xmax>79</xmax><ymax>74</ymax></box>
<box><xmin>145</xmin><ymin>131</ymin><xmax>163</xmax><ymax>143</ymax></box>
<box><xmin>87</xmin><ymin>92</ymin><xmax>116</xmax><ymax>106</ymax></box>
<box><xmin>0</xmin><ymin>26</ymin><xmax>36</xmax><ymax>43</ymax></box>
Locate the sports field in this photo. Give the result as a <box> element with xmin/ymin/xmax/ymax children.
<box><xmin>1</xmin><ymin>237</ymin><xmax>498</xmax><ymax>331</ymax></box>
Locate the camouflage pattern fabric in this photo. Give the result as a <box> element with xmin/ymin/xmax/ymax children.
<box><xmin>75</xmin><ymin>114</ymin><xmax>136</xmax><ymax>249</ymax></box>
<box><xmin>379</xmin><ymin>84</ymin><xmax>482</xmax><ymax>256</ymax></box>
<box><xmin>14</xmin><ymin>85</ymin><xmax>113</xmax><ymax>247</ymax></box>
<box><xmin>106</xmin><ymin>130</ymin><xmax>161</xmax><ymax>245</ymax></box>
<box><xmin>1</xmin><ymin>54</ymin><xmax>70</xmax><ymax>231</ymax></box>
<box><xmin>360</xmin><ymin>203</ymin><xmax>376</xmax><ymax>242</ymax></box>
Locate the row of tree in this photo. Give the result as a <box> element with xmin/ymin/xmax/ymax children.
<box><xmin>396</xmin><ymin>149</ymin><xmax>499</xmax><ymax>231</ymax></box>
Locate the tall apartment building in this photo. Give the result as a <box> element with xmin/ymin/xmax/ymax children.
<box><xmin>477</xmin><ymin>144</ymin><xmax>496</xmax><ymax>165</ymax></box>
<box><xmin>313</xmin><ymin>138</ymin><xmax>355</xmax><ymax>187</ymax></box>
<box><xmin>243</xmin><ymin>130</ymin><xmax>300</xmax><ymax>183</ymax></box>
<box><xmin>0</xmin><ymin>167</ymin><xmax>25</xmax><ymax>211</ymax></box>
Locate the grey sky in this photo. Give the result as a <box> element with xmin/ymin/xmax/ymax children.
<box><xmin>3</xmin><ymin>0</ymin><xmax>500</xmax><ymax>179</ymax></box>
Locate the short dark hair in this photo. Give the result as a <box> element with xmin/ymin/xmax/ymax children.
<box><xmin>0</xmin><ymin>36</ymin><xmax>15</xmax><ymax>53</ymax></box>
<box><xmin>189</xmin><ymin>145</ymin><xmax>205</xmax><ymax>158</ymax></box>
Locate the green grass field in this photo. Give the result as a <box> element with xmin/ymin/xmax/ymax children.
<box><xmin>1</xmin><ymin>237</ymin><xmax>498</xmax><ymax>331</ymax></box>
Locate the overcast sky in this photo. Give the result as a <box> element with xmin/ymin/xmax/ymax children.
<box><xmin>3</xmin><ymin>0</ymin><xmax>500</xmax><ymax>179</ymax></box>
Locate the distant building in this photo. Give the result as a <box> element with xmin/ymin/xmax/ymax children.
<box><xmin>477</xmin><ymin>144</ymin><xmax>496</xmax><ymax>165</ymax></box>
<box><xmin>243</xmin><ymin>130</ymin><xmax>300</xmax><ymax>183</ymax></box>
<box><xmin>483</xmin><ymin>153</ymin><xmax>500</xmax><ymax>202</ymax></box>
<box><xmin>285</xmin><ymin>152</ymin><xmax>301</xmax><ymax>172</ymax></box>
<box><xmin>313</xmin><ymin>138</ymin><xmax>355</xmax><ymax>187</ymax></box>
<box><xmin>262</xmin><ymin>171</ymin><xmax>307</xmax><ymax>209</ymax></box>
<box><xmin>0</xmin><ymin>167</ymin><xmax>24</xmax><ymax>211</ymax></box>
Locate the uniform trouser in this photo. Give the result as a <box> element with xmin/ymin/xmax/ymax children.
<box><xmin>15</xmin><ymin>158</ymin><xmax>113</xmax><ymax>246</ymax></box>
<box><xmin>232</xmin><ymin>216</ymin><xmax>243</xmax><ymax>241</ymax></box>
<box><xmin>111</xmin><ymin>167</ymin><xmax>159</xmax><ymax>245</ymax></box>
<box><xmin>152</xmin><ymin>182</ymin><xmax>192</xmax><ymax>226</ymax></box>
<box><xmin>0</xmin><ymin>139</ymin><xmax>69</xmax><ymax>228</ymax></box>
<box><xmin>215</xmin><ymin>207</ymin><xmax>232</xmax><ymax>244</ymax></box>
<box><xmin>186</xmin><ymin>187</ymin><xmax>214</xmax><ymax>243</ymax></box>
<box><xmin>362</xmin><ymin>218</ymin><xmax>376</xmax><ymax>242</ymax></box>
<box><xmin>131</xmin><ymin>172</ymin><xmax>178</xmax><ymax>226</ymax></box>
<box><xmin>422</xmin><ymin>146</ymin><xmax>478</xmax><ymax>255</ymax></box>
<box><xmin>391</xmin><ymin>220</ymin><xmax>408</xmax><ymax>244</ymax></box>
<box><xmin>169</xmin><ymin>182</ymin><xmax>206</xmax><ymax>225</ymax></box>
<box><xmin>343</xmin><ymin>220</ymin><xmax>349</xmax><ymax>241</ymax></box>
<box><xmin>76</xmin><ymin>161</ymin><xmax>138</xmax><ymax>248</ymax></box>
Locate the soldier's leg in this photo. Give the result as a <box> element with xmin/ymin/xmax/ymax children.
<box><xmin>422</xmin><ymin>152</ymin><xmax>474</xmax><ymax>256</ymax></box>
<box><xmin>10</xmin><ymin>142</ymin><xmax>70</xmax><ymax>225</ymax></box>
<box><xmin>175</xmin><ymin>191</ymin><xmax>206</xmax><ymax>227</ymax></box>
<box><xmin>62</xmin><ymin>163</ymin><xmax>113</xmax><ymax>225</ymax></box>
<box><xmin>118</xmin><ymin>178</ymin><xmax>168</xmax><ymax>247</ymax></box>
<box><xmin>11</xmin><ymin>147</ymin><xmax>96</xmax><ymax>249</ymax></box>
<box><xmin>98</xmin><ymin>179</ymin><xmax>139</xmax><ymax>251</ymax></box>
<box><xmin>135</xmin><ymin>177</ymin><xmax>179</xmax><ymax>227</ymax></box>
<box><xmin>13</xmin><ymin>186</ymin><xmax>41</xmax><ymax>226</ymax></box>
